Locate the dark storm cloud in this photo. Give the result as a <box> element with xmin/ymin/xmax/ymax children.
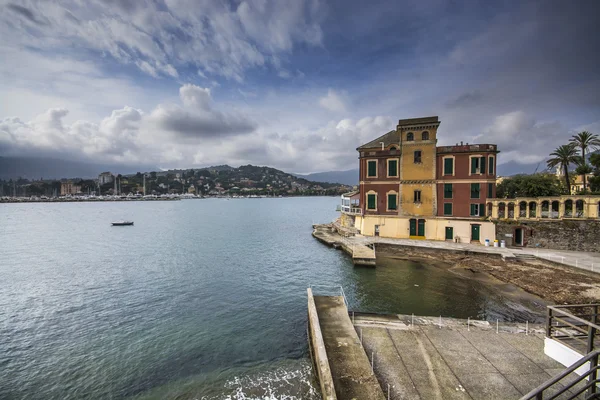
<box><xmin>445</xmin><ymin>91</ymin><xmax>484</xmax><ymax>109</ymax></box>
<box><xmin>155</xmin><ymin>108</ymin><xmax>257</xmax><ymax>138</ymax></box>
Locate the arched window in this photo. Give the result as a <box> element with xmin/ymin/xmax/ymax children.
<box><xmin>422</xmin><ymin>131</ymin><xmax>429</xmax><ymax>140</ymax></box>
<box><xmin>406</xmin><ymin>132</ymin><xmax>414</xmax><ymax>141</ymax></box>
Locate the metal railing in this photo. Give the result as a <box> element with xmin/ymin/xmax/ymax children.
<box><xmin>521</xmin><ymin>349</ymin><xmax>600</xmax><ymax>399</ymax></box>
<box><xmin>309</xmin><ymin>285</ymin><xmax>349</xmax><ymax>308</ymax></box>
<box><xmin>547</xmin><ymin>305</ymin><xmax>600</xmax><ymax>355</ymax></box>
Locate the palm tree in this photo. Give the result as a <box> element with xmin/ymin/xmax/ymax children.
<box><xmin>569</xmin><ymin>131</ymin><xmax>600</xmax><ymax>191</ymax></box>
<box><xmin>547</xmin><ymin>144</ymin><xmax>579</xmax><ymax>194</ymax></box>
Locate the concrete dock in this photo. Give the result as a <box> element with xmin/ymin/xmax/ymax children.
<box><xmin>307</xmin><ymin>291</ymin><xmax>584</xmax><ymax>399</ymax></box>
<box><xmin>312</xmin><ymin>224</ymin><xmax>376</xmax><ymax>266</ymax></box>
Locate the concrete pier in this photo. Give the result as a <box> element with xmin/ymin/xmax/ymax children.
<box><xmin>309</xmin><ymin>293</ymin><xmax>385</xmax><ymax>400</ymax></box>
<box><xmin>312</xmin><ymin>224</ymin><xmax>376</xmax><ymax>266</ymax></box>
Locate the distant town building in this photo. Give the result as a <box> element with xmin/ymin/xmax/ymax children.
<box><xmin>98</xmin><ymin>172</ymin><xmax>114</xmax><ymax>185</ymax></box>
<box><xmin>188</xmin><ymin>185</ymin><xmax>196</xmax><ymax>194</ymax></box>
<box><xmin>60</xmin><ymin>181</ymin><xmax>82</xmax><ymax>196</ymax></box>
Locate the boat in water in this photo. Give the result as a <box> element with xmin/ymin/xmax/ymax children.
<box><xmin>111</xmin><ymin>221</ymin><xmax>134</xmax><ymax>226</ymax></box>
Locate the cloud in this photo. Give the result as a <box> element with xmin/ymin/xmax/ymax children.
<box><xmin>445</xmin><ymin>91</ymin><xmax>484</xmax><ymax>109</ymax></box>
<box><xmin>148</xmin><ymin>84</ymin><xmax>257</xmax><ymax>138</ymax></box>
<box><xmin>319</xmin><ymin>89</ymin><xmax>347</xmax><ymax>113</ymax></box>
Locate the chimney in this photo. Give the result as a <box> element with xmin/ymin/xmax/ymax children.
<box><xmin>460</xmin><ymin>141</ymin><xmax>463</xmax><ymax>145</ymax></box>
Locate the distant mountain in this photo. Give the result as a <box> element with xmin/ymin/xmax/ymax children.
<box><xmin>0</xmin><ymin>156</ymin><xmax>156</xmax><ymax>180</ymax></box>
<box><xmin>293</xmin><ymin>169</ymin><xmax>358</xmax><ymax>186</ymax></box>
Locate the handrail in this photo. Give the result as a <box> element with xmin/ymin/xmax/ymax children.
<box><xmin>520</xmin><ymin>350</ymin><xmax>600</xmax><ymax>399</ymax></box>
<box><xmin>309</xmin><ymin>285</ymin><xmax>349</xmax><ymax>308</ymax></box>
<box><xmin>547</xmin><ymin>305</ymin><xmax>600</xmax><ymax>354</ymax></box>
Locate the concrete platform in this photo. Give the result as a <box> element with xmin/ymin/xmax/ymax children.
<box><xmin>313</xmin><ymin>226</ymin><xmax>376</xmax><ymax>266</ymax></box>
<box><xmin>314</xmin><ymin>296</ymin><xmax>385</xmax><ymax>400</ymax></box>
<box><xmin>353</xmin><ymin>313</ymin><xmax>584</xmax><ymax>399</ymax></box>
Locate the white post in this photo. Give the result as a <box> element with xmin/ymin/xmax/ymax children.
<box><xmin>496</xmin><ymin>319</ymin><xmax>499</xmax><ymax>334</ymax></box>
<box><xmin>439</xmin><ymin>315</ymin><xmax>442</xmax><ymax>329</ymax></box>
<box><xmin>468</xmin><ymin>317</ymin><xmax>470</xmax><ymax>331</ymax></box>
<box><xmin>526</xmin><ymin>321</ymin><xmax>528</xmax><ymax>335</ymax></box>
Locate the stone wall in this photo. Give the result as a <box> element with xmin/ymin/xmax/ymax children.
<box><xmin>496</xmin><ymin>220</ymin><xmax>600</xmax><ymax>253</ymax></box>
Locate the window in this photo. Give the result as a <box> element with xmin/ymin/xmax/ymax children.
<box><xmin>470</xmin><ymin>204</ymin><xmax>485</xmax><ymax>216</ymax></box>
<box><xmin>443</xmin><ymin>203</ymin><xmax>453</xmax><ymax>216</ymax></box>
<box><xmin>406</xmin><ymin>132</ymin><xmax>414</xmax><ymax>141</ymax></box>
<box><xmin>443</xmin><ymin>158</ymin><xmax>454</xmax><ymax>175</ymax></box>
<box><xmin>387</xmin><ymin>159</ymin><xmax>398</xmax><ymax>177</ymax></box>
<box><xmin>488</xmin><ymin>183</ymin><xmax>494</xmax><ymax>198</ymax></box>
<box><xmin>387</xmin><ymin>193</ymin><xmax>397</xmax><ymax>210</ymax></box>
<box><xmin>414</xmin><ymin>190</ymin><xmax>421</xmax><ymax>203</ymax></box>
<box><xmin>367</xmin><ymin>160</ymin><xmax>377</xmax><ymax>177</ymax></box>
<box><xmin>367</xmin><ymin>193</ymin><xmax>377</xmax><ymax>210</ymax></box>
<box><xmin>471</xmin><ymin>183</ymin><xmax>480</xmax><ymax>199</ymax></box>
<box><xmin>422</xmin><ymin>131</ymin><xmax>429</xmax><ymax>140</ymax></box>
<box><xmin>414</xmin><ymin>150</ymin><xmax>422</xmax><ymax>163</ymax></box>
<box><xmin>444</xmin><ymin>183</ymin><xmax>453</xmax><ymax>199</ymax></box>
<box><xmin>471</xmin><ymin>157</ymin><xmax>480</xmax><ymax>174</ymax></box>
<box><xmin>488</xmin><ymin>156</ymin><xmax>494</xmax><ymax>174</ymax></box>
<box><xmin>480</xmin><ymin>156</ymin><xmax>486</xmax><ymax>174</ymax></box>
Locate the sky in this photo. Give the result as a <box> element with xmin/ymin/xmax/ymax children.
<box><xmin>0</xmin><ymin>0</ymin><xmax>599</xmax><ymax>174</ymax></box>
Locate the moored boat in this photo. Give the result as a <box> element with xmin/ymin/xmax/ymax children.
<box><xmin>111</xmin><ymin>221</ymin><xmax>134</xmax><ymax>226</ymax></box>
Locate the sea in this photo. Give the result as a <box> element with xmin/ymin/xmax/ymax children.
<box><xmin>0</xmin><ymin>197</ymin><xmax>545</xmax><ymax>399</ymax></box>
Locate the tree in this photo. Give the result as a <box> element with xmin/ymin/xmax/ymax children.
<box><xmin>569</xmin><ymin>131</ymin><xmax>600</xmax><ymax>191</ymax></box>
<box><xmin>497</xmin><ymin>173</ymin><xmax>563</xmax><ymax>198</ymax></box>
<box><xmin>547</xmin><ymin>144</ymin><xmax>579</xmax><ymax>193</ymax></box>
<box><xmin>590</xmin><ymin>152</ymin><xmax>600</xmax><ymax>193</ymax></box>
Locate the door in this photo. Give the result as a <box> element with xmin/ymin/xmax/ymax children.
<box><xmin>515</xmin><ymin>228</ymin><xmax>523</xmax><ymax>246</ymax></box>
<box><xmin>409</xmin><ymin>219</ymin><xmax>417</xmax><ymax>236</ymax></box>
<box><xmin>471</xmin><ymin>224</ymin><xmax>480</xmax><ymax>241</ymax></box>
<box><xmin>417</xmin><ymin>219</ymin><xmax>425</xmax><ymax>237</ymax></box>
<box><xmin>374</xmin><ymin>225</ymin><xmax>380</xmax><ymax>237</ymax></box>
<box><xmin>445</xmin><ymin>227</ymin><xmax>454</xmax><ymax>240</ymax></box>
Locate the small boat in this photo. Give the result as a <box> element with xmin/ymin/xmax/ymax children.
<box><xmin>111</xmin><ymin>221</ymin><xmax>134</xmax><ymax>226</ymax></box>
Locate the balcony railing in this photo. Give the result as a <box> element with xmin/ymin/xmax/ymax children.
<box><xmin>547</xmin><ymin>304</ymin><xmax>600</xmax><ymax>355</ymax></box>
<box><xmin>341</xmin><ymin>206</ymin><xmax>362</xmax><ymax>215</ymax></box>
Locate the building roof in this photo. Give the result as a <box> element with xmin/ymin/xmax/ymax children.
<box><xmin>397</xmin><ymin>116</ymin><xmax>439</xmax><ymax>126</ymax></box>
<box><xmin>357</xmin><ymin>130</ymin><xmax>398</xmax><ymax>150</ymax></box>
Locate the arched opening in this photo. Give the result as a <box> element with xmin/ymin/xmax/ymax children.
<box><xmin>422</xmin><ymin>131</ymin><xmax>429</xmax><ymax>140</ymax></box>
<box><xmin>551</xmin><ymin>201</ymin><xmax>560</xmax><ymax>219</ymax></box>
<box><xmin>565</xmin><ymin>200</ymin><xmax>573</xmax><ymax>217</ymax></box>
<box><xmin>519</xmin><ymin>201</ymin><xmax>527</xmax><ymax>218</ymax></box>
<box><xmin>576</xmin><ymin>200</ymin><xmax>585</xmax><ymax>217</ymax></box>
<box><xmin>498</xmin><ymin>202</ymin><xmax>506</xmax><ymax>218</ymax></box>
<box><xmin>508</xmin><ymin>203</ymin><xmax>515</xmax><ymax>219</ymax></box>
<box><xmin>487</xmin><ymin>202</ymin><xmax>493</xmax><ymax>217</ymax></box>
<box><xmin>529</xmin><ymin>202</ymin><xmax>537</xmax><ymax>218</ymax></box>
<box><xmin>541</xmin><ymin>201</ymin><xmax>549</xmax><ymax>218</ymax></box>
<box><xmin>406</xmin><ymin>132</ymin><xmax>414</xmax><ymax>141</ymax></box>
<box><xmin>389</xmin><ymin>146</ymin><xmax>397</xmax><ymax>155</ymax></box>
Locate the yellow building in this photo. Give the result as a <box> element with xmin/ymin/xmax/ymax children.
<box><xmin>60</xmin><ymin>181</ymin><xmax>82</xmax><ymax>196</ymax></box>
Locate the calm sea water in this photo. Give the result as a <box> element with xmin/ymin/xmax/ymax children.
<box><xmin>0</xmin><ymin>197</ymin><xmax>545</xmax><ymax>399</ymax></box>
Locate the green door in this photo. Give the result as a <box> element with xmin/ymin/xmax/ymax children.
<box><xmin>445</xmin><ymin>227</ymin><xmax>454</xmax><ymax>240</ymax></box>
<box><xmin>471</xmin><ymin>224</ymin><xmax>480</xmax><ymax>241</ymax></box>
<box><xmin>417</xmin><ymin>219</ymin><xmax>425</xmax><ymax>236</ymax></box>
<box><xmin>409</xmin><ymin>219</ymin><xmax>417</xmax><ymax>236</ymax></box>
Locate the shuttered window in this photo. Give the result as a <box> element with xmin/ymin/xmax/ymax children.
<box><xmin>480</xmin><ymin>157</ymin><xmax>486</xmax><ymax>174</ymax></box>
<box><xmin>443</xmin><ymin>203</ymin><xmax>452</xmax><ymax>216</ymax></box>
<box><xmin>489</xmin><ymin>157</ymin><xmax>494</xmax><ymax>174</ymax></box>
<box><xmin>471</xmin><ymin>183</ymin><xmax>480</xmax><ymax>199</ymax></box>
<box><xmin>367</xmin><ymin>160</ymin><xmax>377</xmax><ymax>177</ymax></box>
<box><xmin>367</xmin><ymin>194</ymin><xmax>376</xmax><ymax>210</ymax></box>
<box><xmin>488</xmin><ymin>183</ymin><xmax>494</xmax><ymax>198</ymax></box>
<box><xmin>444</xmin><ymin>183</ymin><xmax>453</xmax><ymax>199</ymax></box>
<box><xmin>388</xmin><ymin>159</ymin><xmax>398</xmax><ymax>177</ymax></box>
<box><xmin>444</xmin><ymin>158</ymin><xmax>454</xmax><ymax>175</ymax></box>
<box><xmin>387</xmin><ymin>193</ymin><xmax>397</xmax><ymax>210</ymax></box>
<box><xmin>470</xmin><ymin>204</ymin><xmax>478</xmax><ymax>216</ymax></box>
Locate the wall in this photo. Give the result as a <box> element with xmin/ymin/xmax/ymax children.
<box><xmin>355</xmin><ymin>215</ymin><xmax>495</xmax><ymax>244</ymax></box>
<box><xmin>496</xmin><ymin>220</ymin><xmax>600</xmax><ymax>252</ymax></box>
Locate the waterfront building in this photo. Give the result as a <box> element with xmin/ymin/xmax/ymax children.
<box><xmin>98</xmin><ymin>172</ymin><xmax>114</xmax><ymax>185</ymax></box>
<box><xmin>343</xmin><ymin>116</ymin><xmax>499</xmax><ymax>243</ymax></box>
<box><xmin>60</xmin><ymin>181</ymin><xmax>82</xmax><ymax>196</ymax></box>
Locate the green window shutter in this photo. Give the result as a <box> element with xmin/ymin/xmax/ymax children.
<box><xmin>489</xmin><ymin>157</ymin><xmax>494</xmax><ymax>174</ymax></box>
<box><xmin>471</xmin><ymin>158</ymin><xmax>477</xmax><ymax>174</ymax></box>
<box><xmin>444</xmin><ymin>158</ymin><xmax>453</xmax><ymax>175</ymax></box>
<box><xmin>470</xmin><ymin>204</ymin><xmax>476</xmax><ymax>216</ymax></box>
<box><xmin>480</xmin><ymin>203</ymin><xmax>486</xmax><ymax>217</ymax></box>
<box><xmin>368</xmin><ymin>161</ymin><xmax>377</xmax><ymax>177</ymax></box>
<box><xmin>480</xmin><ymin>157</ymin><xmax>486</xmax><ymax>174</ymax></box>
<box><xmin>444</xmin><ymin>183</ymin><xmax>453</xmax><ymax>199</ymax></box>
<box><xmin>388</xmin><ymin>194</ymin><xmax>397</xmax><ymax>210</ymax></box>
<box><xmin>388</xmin><ymin>160</ymin><xmax>397</xmax><ymax>177</ymax></box>
<box><xmin>444</xmin><ymin>203</ymin><xmax>452</xmax><ymax>215</ymax></box>
<box><xmin>471</xmin><ymin>183</ymin><xmax>480</xmax><ymax>199</ymax></box>
<box><xmin>488</xmin><ymin>183</ymin><xmax>493</xmax><ymax>198</ymax></box>
<box><xmin>367</xmin><ymin>194</ymin><xmax>376</xmax><ymax>210</ymax></box>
